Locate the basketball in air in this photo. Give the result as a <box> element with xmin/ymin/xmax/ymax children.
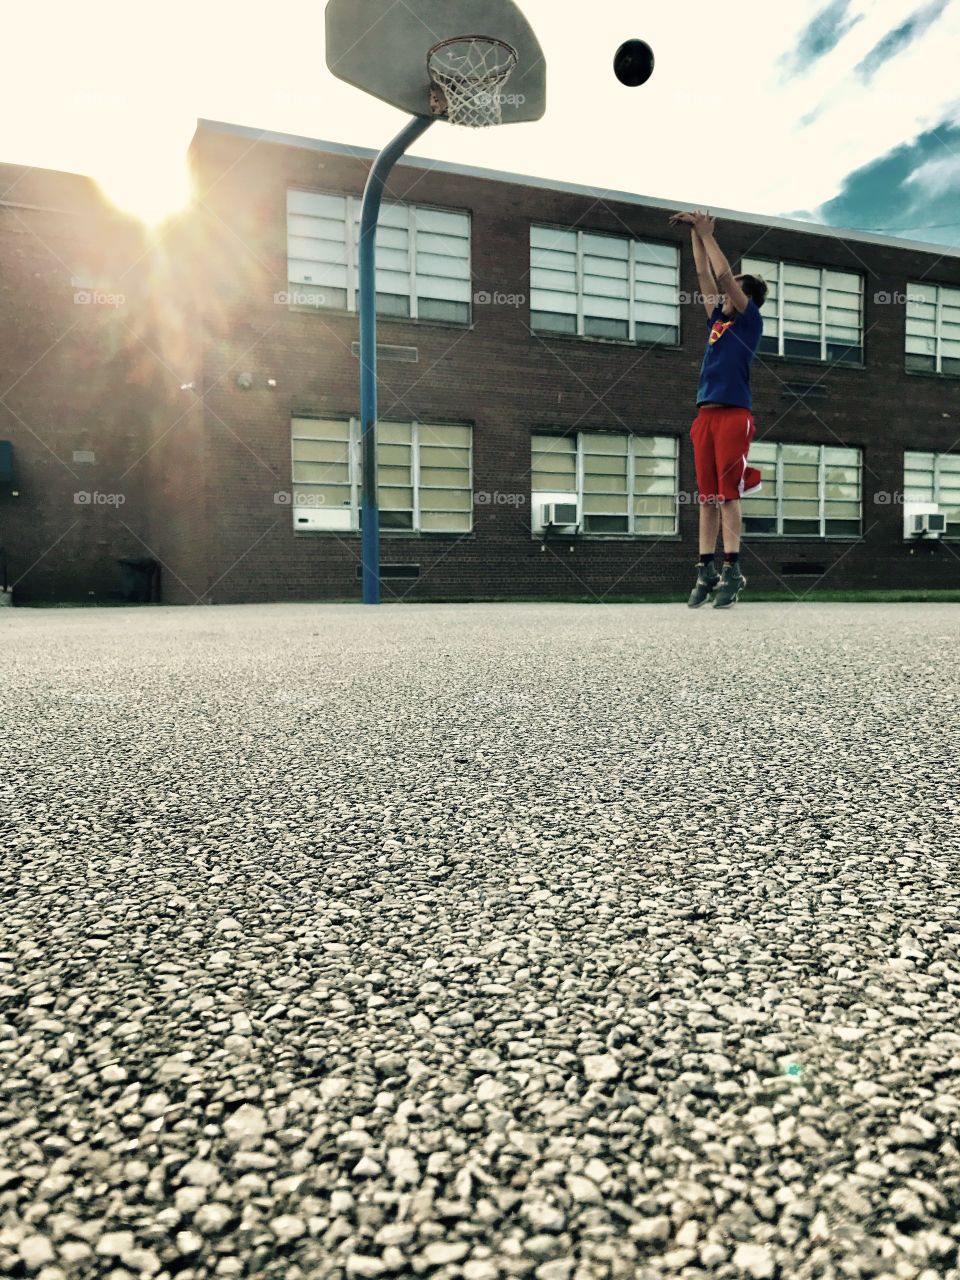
<box><xmin>614</xmin><ymin>39</ymin><xmax>655</xmax><ymax>87</ymax></box>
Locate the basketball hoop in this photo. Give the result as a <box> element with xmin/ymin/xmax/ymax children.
<box><xmin>326</xmin><ymin>0</ymin><xmax>545</xmax><ymax>604</ymax></box>
<box><xmin>428</xmin><ymin>36</ymin><xmax>519</xmax><ymax>128</ymax></box>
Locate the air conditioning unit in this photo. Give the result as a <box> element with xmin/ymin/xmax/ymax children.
<box><xmin>543</xmin><ymin>502</ymin><xmax>580</xmax><ymax>532</ymax></box>
<box><xmin>914</xmin><ymin>511</ymin><xmax>946</xmax><ymax>537</ymax></box>
<box><xmin>293</xmin><ymin>506</ymin><xmax>354</xmax><ymax>532</ymax></box>
<box><xmin>904</xmin><ymin>503</ymin><xmax>945</xmax><ymax>540</ymax></box>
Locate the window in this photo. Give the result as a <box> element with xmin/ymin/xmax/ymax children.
<box><xmin>904</xmin><ymin>452</ymin><xmax>960</xmax><ymax>536</ymax></box>
<box><xmin>531</xmin><ymin>432</ymin><xmax>679</xmax><ymax>535</ymax></box>
<box><xmin>373</xmin><ymin>422</ymin><xmax>474</xmax><ymax>532</ymax></box>
<box><xmin>743</xmin><ymin>442</ymin><xmax>862</xmax><ymax>537</ymax></box>
<box><xmin>290</xmin><ymin>418</ymin><xmax>473</xmax><ymax>533</ymax></box>
<box><xmin>742</xmin><ymin>257</ymin><xmax>864</xmax><ymax>365</ymax></box>
<box><xmin>905</xmin><ymin>283</ymin><xmax>960</xmax><ymax>376</ymax></box>
<box><xmin>286</xmin><ymin>191</ymin><xmax>472</xmax><ymax>324</ymax></box>
<box><xmin>292</xmin><ymin>418</ymin><xmax>355</xmax><ymax>530</ymax></box>
<box><xmin>530</xmin><ymin>226</ymin><xmax>680</xmax><ymax>344</ymax></box>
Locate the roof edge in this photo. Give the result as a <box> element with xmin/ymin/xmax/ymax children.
<box><xmin>192</xmin><ymin>119</ymin><xmax>960</xmax><ymax>261</ymax></box>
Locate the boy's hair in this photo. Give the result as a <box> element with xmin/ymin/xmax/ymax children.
<box><xmin>737</xmin><ymin>274</ymin><xmax>769</xmax><ymax>308</ymax></box>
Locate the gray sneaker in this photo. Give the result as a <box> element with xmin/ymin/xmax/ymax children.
<box><xmin>687</xmin><ymin>561</ymin><xmax>722</xmax><ymax>609</ymax></box>
<box><xmin>713</xmin><ymin>562</ymin><xmax>747</xmax><ymax>609</ymax></box>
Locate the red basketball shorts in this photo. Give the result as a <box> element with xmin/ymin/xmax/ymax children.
<box><xmin>690</xmin><ymin>406</ymin><xmax>762</xmax><ymax>504</ymax></box>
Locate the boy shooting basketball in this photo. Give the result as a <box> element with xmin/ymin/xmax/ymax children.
<box><xmin>670</xmin><ymin>211</ymin><xmax>768</xmax><ymax>609</ymax></box>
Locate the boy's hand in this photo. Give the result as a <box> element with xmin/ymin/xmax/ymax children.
<box><xmin>670</xmin><ymin>210</ymin><xmax>717</xmax><ymax>238</ymax></box>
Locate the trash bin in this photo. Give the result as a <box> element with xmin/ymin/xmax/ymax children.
<box><xmin>118</xmin><ymin>557</ymin><xmax>159</xmax><ymax>603</ymax></box>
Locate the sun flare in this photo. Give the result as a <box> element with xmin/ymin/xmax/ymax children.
<box><xmin>96</xmin><ymin>161</ymin><xmax>193</xmax><ymax>229</ymax></box>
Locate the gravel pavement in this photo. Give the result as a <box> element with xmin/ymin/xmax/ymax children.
<box><xmin>2</xmin><ymin>601</ymin><xmax>960</xmax><ymax>1280</ymax></box>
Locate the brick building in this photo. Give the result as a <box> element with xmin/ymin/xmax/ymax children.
<box><xmin>0</xmin><ymin>164</ymin><xmax>162</xmax><ymax>602</ymax></box>
<box><xmin>4</xmin><ymin>118</ymin><xmax>960</xmax><ymax>603</ymax></box>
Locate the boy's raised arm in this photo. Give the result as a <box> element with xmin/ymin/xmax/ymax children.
<box><xmin>671</xmin><ymin>210</ymin><xmax>719</xmax><ymax>318</ymax></box>
<box><xmin>697</xmin><ymin>219</ymin><xmax>750</xmax><ymax>314</ymax></box>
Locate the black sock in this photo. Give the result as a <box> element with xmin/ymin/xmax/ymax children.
<box><xmin>699</xmin><ymin>553</ymin><xmax>714</xmax><ymax>567</ymax></box>
<box><xmin>724</xmin><ymin>552</ymin><xmax>740</xmax><ymax>565</ymax></box>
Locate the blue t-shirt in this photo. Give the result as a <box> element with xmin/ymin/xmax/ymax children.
<box><xmin>696</xmin><ymin>300</ymin><xmax>763</xmax><ymax>409</ymax></box>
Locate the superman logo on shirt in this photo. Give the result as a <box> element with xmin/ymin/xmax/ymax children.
<box><xmin>709</xmin><ymin>318</ymin><xmax>736</xmax><ymax>345</ymax></box>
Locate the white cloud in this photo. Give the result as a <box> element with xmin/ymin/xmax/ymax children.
<box><xmin>749</xmin><ymin>0</ymin><xmax>960</xmax><ymax>214</ymax></box>
<box><xmin>904</xmin><ymin>152</ymin><xmax>960</xmax><ymax>196</ymax></box>
<box><xmin>0</xmin><ymin>0</ymin><xmax>957</xmax><ymax>229</ymax></box>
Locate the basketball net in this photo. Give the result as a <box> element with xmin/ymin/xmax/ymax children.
<box><xmin>428</xmin><ymin>36</ymin><xmax>519</xmax><ymax>128</ymax></box>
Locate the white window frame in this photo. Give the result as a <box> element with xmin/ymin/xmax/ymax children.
<box><xmin>291</xmin><ymin>418</ymin><xmax>473</xmax><ymax>535</ymax></box>
<box><xmin>530</xmin><ymin>225</ymin><xmax>681</xmax><ymax>345</ymax></box>
<box><xmin>905</xmin><ymin>282</ymin><xmax>960</xmax><ymax>376</ymax></box>
<box><xmin>743</xmin><ymin>442</ymin><xmax>863</xmax><ymax>538</ymax></box>
<box><xmin>904</xmin><ymin>451</ymin><xmax>960</xmax><ymax>537</ymax></box>
<box><xmin>742</xmin><ymin>257</ymin><xmax>864</xmax><ymax>364</ymax></box>
<box><xmin>286</xmin><ymin>191</ymin><xmax>472</xmax><ymax>324</ymax></box>
<box><xmin>531</xmin><ymin>431</ymin><xmax>680</xmax><ymax>537</ymax></box>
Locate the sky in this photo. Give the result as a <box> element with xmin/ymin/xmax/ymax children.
<box><xmin>1</xmin><ymin>0</ymin><xmax>959</xmax><ymax>247</ymax></box>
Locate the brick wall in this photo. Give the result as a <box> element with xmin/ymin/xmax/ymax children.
<box><xmin>173</xmin><ymin>124</ymin><xmax>960</xmax><ymax>602</ymax></box>
<box><xmin>5</xmin><ymin>129</ymin><xmax>960</xmax><ymax>604</ymax></box>
<box><xmin>0</xmin><ymin>164</ymin><xmax>158</xmax><ymax>603</ymax></box>
<box><xmin>138</xmin><ymin>208</ymin><xmax>216</xmax><ymax>606</ymax></box>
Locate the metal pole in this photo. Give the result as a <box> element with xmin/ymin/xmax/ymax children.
<box><xmin>358</xmin><ymin>115</ymin><xmax>435</xmax><ymax>605</ymax></box>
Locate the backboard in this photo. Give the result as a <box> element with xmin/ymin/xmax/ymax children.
<box><xmin>325</xmin><ymin>0</ymin><xmax>546</xmax><ymax>125</ymax></box>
